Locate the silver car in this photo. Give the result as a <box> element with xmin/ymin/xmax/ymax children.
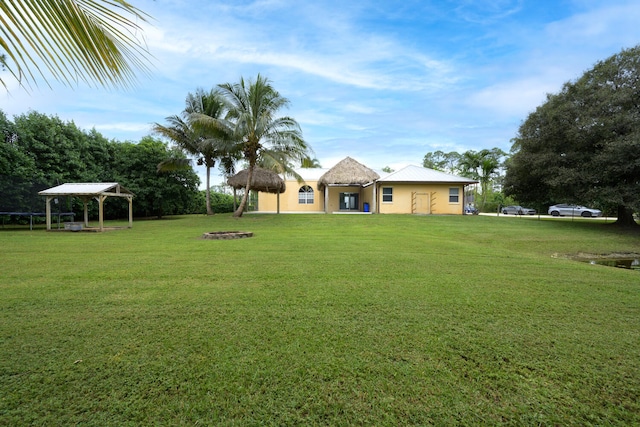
<box><xmin>502</xmin><ymin>205</ymin><xmax>536</xmax><ymax>215</ymax></box>
<box><xmin>548</xmin><ymin>204</ymin><xmax>602</xmax><ymax>217</ymax></box>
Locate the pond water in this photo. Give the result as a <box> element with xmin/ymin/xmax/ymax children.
<box><xmin>584</xmin><ymin>258</ymin><xmax>640</xmax><ymax>271</ymax></box>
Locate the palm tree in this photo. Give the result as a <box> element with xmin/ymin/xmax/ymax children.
<box><xmin>459</xmin><ymin>149</ymin><xmax>505</xmax><ymax>211</ymax></box>
<box><xmin>214</xmin><ymin>74</ymin><xmax>311</xmax><ymax>217</ymax></box>
<box><xmin>459</xmin><ymin>150</ymin><xmax>482</xmax><ymax>210</ymax></box>
<box><xmin>478</xmin><ymin>155</ymin><xmax>500</xmax><ymax>209</ymax></box>
<box><xmin>1</xmin><ymin>0</ymin><xmax>152</xmax><ymax>89</ymax></box>
<box><xmin>301</xmin><ymin>157</ymin><xmax>322</xmax><ymax>168</ymax></box>
<box><xmin>153</xmin><ymin>89</ymin><xmax>238</xmax><ymax>215</ymax></box>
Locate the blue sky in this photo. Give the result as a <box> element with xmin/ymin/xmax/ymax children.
<box><xmin>2</xmin><ymin>0</ymin><xmax>640</xmax><ymax>186</ymax></box>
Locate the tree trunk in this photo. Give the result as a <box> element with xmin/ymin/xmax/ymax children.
<box><xmin>205</xmin><ymin>165</ymin><xmax>214</xmax><ymax>215</ymax></box>
<box><xmin>233</xmin><ymin>165</ymin><xmax>253</xmax><ymax>217</ymax></box>
<box><xmin>614</xmin><ymin>205</ymin><xmax>638</xmax><ymax>227</ymax></box>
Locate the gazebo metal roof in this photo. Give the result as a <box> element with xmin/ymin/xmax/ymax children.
<box><xmin>39</xmin><ymin>182</ymin><xmax>134</xmax><ymax>197</ymax></box>
<box><xmin>38</xmin><ymin>182</ymin><xmax>134</xmax><ymax>231</ymax></box>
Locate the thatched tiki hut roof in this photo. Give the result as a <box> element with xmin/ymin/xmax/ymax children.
<box><xmin>227</xmin><ymin>167</ymin><xmax>286</xmax><ymax>214</ymax></box>
<box><xmin>227</xmin><ymin>167</ymin><xmax>286</xmax><ymax>193</ymax></box>
<box><xmin>318</xmin><ymin>156</ymin><xmax>380</xmax><ymax>188</ymax></box>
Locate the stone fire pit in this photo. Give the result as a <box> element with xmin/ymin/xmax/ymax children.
<box><xmin>202</xmin><ymin>231</ymin><xmax>253</xmax><ymax>240</ymax></box>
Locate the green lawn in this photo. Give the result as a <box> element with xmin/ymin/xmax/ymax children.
<box><xmin>1</xmin><ymin>214</ymin><xmax>639</xmax><ymax>426</ymax></box>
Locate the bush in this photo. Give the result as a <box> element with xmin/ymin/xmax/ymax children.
<box><xmin>196</xmin><ymin>191</ymin><xmax>236</xmax><ymax>214</ymax></box>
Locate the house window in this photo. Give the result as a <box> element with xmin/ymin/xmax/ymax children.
<box><xmin>449</xmin><ymin>187</ymin><xmax>459</xmax><ymax>203</ymax></box>
<box><xmin>382</xmin><ymin>187</ymin><xmax>393</xmax><ymax>203</ymax></box>
<box><xmin>298</xmin><ymin>185</ymin><xmax>314</xmax><ymax>204</ymax></box>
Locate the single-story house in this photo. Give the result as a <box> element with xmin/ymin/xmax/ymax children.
<box><xmin>255</xmin><ymin>157</ymin><xmax>478</xmax><ymax>214</ymax></box>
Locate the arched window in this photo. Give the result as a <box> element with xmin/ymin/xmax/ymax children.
<box><xmin>298</xmin><ymin>185</ymin><xmax>314</xmax><ymax>204</ymax></box>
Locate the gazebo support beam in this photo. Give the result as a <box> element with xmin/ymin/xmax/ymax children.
<box><xmin>128</xmin><ymin>196</ymin><xmax>133</xmax><ymax>228</ymax></box>
<box><xmin>45</xmin><ymin>196</ymin><xmax>52</xmax><ymax>230</ymax></box>
<box><xmin>98</xmin><ymin>195</ymin><xmax>107</xmax><ymax>232</ymax></box>
<box><xmin>81</xmin><ymin>197</ymin><xmax>91</xmax><ymax>227</ymax></box>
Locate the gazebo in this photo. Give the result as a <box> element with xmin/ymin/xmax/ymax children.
<box><xmin>227</xmin><ymin>167</ymin><xmax>286</xmax><ymax>213</ymax></box>
<box><xmin>38</xmin><ymin>183</ymin><xmax>134</xmax><ymax>231</ymax></box>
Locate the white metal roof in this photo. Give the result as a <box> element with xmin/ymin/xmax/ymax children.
<box><xmin>38</xmin><ymin>183</ymin><xmax>134</xmax><ymax>196</ymax></box>
<box><xmin>289</xmin><ymin>168</ymin><xmax>329</xmax><ymax>181</ymax></box>
<box><xmin>285</xmin><ymin>163</ymin><xmax>476</xmax><ymax>185</ymax></box>
<box><xmin>376</xmin><ymin>165</ymin><xmax>478</xmax><ymax>184</ymax></box>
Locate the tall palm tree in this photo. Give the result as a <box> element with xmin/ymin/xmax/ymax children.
<box><xmin>153</xmin><ymin>89</ymin><xmax>238</xmax><ymax>215</ymax></box>
<box><xmin>478</xmin><ymin>155</ymin><xmax>500</xmax><ymax>209</ymax></box>
<box><xmin>213</xmin><ymin>74</ymin><xmax>311</xmax><ymax>217</ymax></box>
<box><xmin>460</xmin><ymin>149</ymin><xmax>505</xmax><ymax>211</ymax></box>
<box><xmin>1</xmin><ymin>0</ymin><xmax>152</xmax><ymax>89</ymax></box>
<box><xmin>459</xmin><ymin>150</ymin><xmax>482</xmax><ymax>210</ymax></box>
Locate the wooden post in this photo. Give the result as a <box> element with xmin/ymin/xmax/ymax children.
<box><xmin>83</xmin><ymin>198</ymin><xmax>89</xmax><ymax>227</ymax></box>
<box><xmin>99</xmin><ymin>195</ymin><xmax>106</xmax><ymax>231</ymax></box>
<box><xmin>45</xmin><ymin>196</ymin><xmax>52</xmax><ymax>230</ymax></box>
<box><xmin>128</xmin><ymin>196</ymin><xmax>133</xmax><ymax>228</ymax></box>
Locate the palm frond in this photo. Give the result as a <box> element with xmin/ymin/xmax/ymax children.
<box><xmin>0</xmin><ymin>0</ymin><xmax>153</xmax><ymax>90</ymax></box>
<box><xmin>157</xmin><ymin>158</ymin><xmax>192</xmax><ymax>173</ymax></box>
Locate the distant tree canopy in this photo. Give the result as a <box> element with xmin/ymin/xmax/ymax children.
<box><xmin>422</xmin><ymin>150</ymin><xmax>462</xmax><ymax>174</ymax></box>
<box><xmin>0</xmin><ymin>110</ymin><xmax>201</xmax><ymax>219</ymax></box>
<box><xmin>422</xmin><ymin>148</ymin><xmax>506</xmax><ymax>211</ymax></box>
<box><xmin>504</xmin><ymin>45</ymin><xmax>640</xmax><ymax>226</ymax></box>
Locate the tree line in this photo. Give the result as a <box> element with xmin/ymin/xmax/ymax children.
<box><xmin>0</xmin><ymin>110</ymin><xmax>209</xmax><ymax>221</ymax></box>
<box><xmin>424</xmin><ymin>46</ymin><xmax>640</xmax><ymax>226</ymax></box>
<box><xmin>422</xmin><ymin>148</ymin><xmax>507</xmax><ymax>212</ymax></box>
<box><xmin>504</xmin><ymin>46</ymin><xmax>640</xmax><ymax>226</ymax></box>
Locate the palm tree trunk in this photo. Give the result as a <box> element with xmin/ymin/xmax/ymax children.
<box><xmin>233</xmin><ymin>165</ymin><xmax>253</xmax><ymax>217</ymax></box>
<box><xmin>205</xmin><ymin>165</ymin><xmax>214</xmax><ymax>215</ymax></box>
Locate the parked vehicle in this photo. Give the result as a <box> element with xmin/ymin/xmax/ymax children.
<box><xmin>501</xmin><ymin>205</ymin><xmax>536</xmax><ymax>215</ymax></box>
<box><xmin>464</xmin><ymin>205</ymin><xmax>479</xmax><ymax>215</ymax></box>
<box><xmin>548</xmin><ymin>204</ymin><xmax>602</xmax><ymax>217</ymax></box>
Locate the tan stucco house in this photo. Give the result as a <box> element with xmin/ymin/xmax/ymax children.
<box><xmin>255</xmin><ymin>157</ymin><xmax>477</xmax><ymax>214</ymax></box>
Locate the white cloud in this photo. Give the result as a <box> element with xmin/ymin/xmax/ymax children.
<box><xmin>466</xmin><ymin>78</ymin><xmax>554</xmax><ymax>117</ymax></box>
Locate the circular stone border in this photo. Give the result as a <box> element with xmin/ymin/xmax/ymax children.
<box><xmin>202</xmin><ymin>231</ymin><xmax>253</xmax><ymax>240</ymax></box>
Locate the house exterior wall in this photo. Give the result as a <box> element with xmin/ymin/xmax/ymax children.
<box><xmin>377</xmin><ymin>183</ymin><xmax>465</xmax><ymax>214</ymax></box>
<box><xmin>257</xmin><ymin>181</ymin><xmax>325</xmax><ymax>212</ymax></box>
<box><xmin>326</xmin><ymin>185</ymin><xmax>373</xmax><ymax>212</ymax></box>
<box><xmin>256</xmin><ymin>180</ymin><xmax>468</xmax><ymax>215</ymax></box>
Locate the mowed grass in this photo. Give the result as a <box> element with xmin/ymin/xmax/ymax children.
<box><xmin>1</xmin><ymin>214</ymin><xmax>639</xmax><ymax>426</ymax></box>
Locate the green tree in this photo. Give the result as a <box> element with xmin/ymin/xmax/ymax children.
<box><xmin>504</xmin><ymin>46</ymin><xmax>640</xmax><ymax>226</ymax></box>
<box><xmin>0</xmin><ymin>110</ymin><xmax>39</xmax><ymax>211</ymax></box>
<box><xmin>110</xmin><ymin>137</ymin><xmax>200</xmax><ymax>218</ymax></box>
<box><xmin>422</xmin><ymin>150</ymin><xmax>461</xmax><ymax>174</ymax></box>
<box><xmin>10</xmin><ymin>111</ymin><xmax>108</xmax><ymax>184</ymax></box>
<box><xmin>153</xmin><ymin>88</ymin><xmax>239</xmax><ymax>215</ymax></box>
<box><xmin>1</xmin><ymin>0</ymin><xmax>152</xmax><ymax>89</ymax></box>
<box><xmin>457</xmin><ymin>148</ymin><xmax>505</xmax><ymax>211</ymax></box>
<box><xmin>214</xmin><ymin>74</ymin><xmax>312</xmax><ymax>217</ymax></box>
<box><xmin>1</xmin><ymin>110</ymin><xmax>114</xmax><ymax>214</ymax></box>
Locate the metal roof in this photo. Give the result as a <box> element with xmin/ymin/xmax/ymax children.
<box><xmin>376</xmin><ymin>165</ymin><xmax>478</xmax><ymax>184</ymax></box>
<box><xmin>293</xmin><ymin>168</ymin><xmax>329</xmax><ymax>181</ymax></box>
<box><xmin>38</xmin><ymin>183</ymin><xmax>134</xmax><ymax>197</ymax></box>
